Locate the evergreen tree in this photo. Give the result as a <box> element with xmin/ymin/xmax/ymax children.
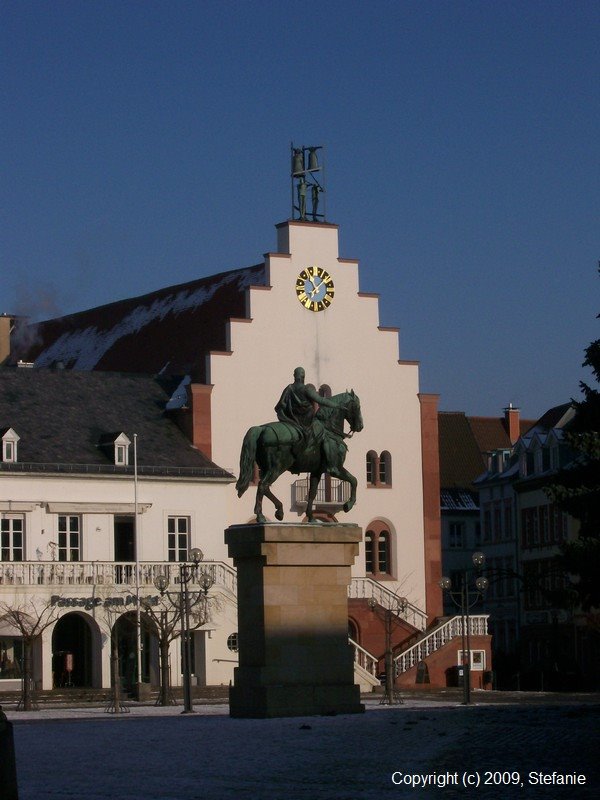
<box><xmin>545</xmin><ymin>282</ymin><xmax>600</xmax><ymax>609</ymax></box>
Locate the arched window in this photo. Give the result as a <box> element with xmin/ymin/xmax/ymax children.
<box><xmin>318</xmin><ymin>384</ymin><xmax>332</xmax><ymax>399</ymax></box>
<box><xmin>365</xmin><ymin>521</ymin><xmax>393</xmax><ymax>578</ymax></box>
<box><xmin>366</xmin><ymin>450</ymin><xmax>392</xmax><ymax>487</ymax></box>
<box><xmin>377</xmin><ymin>530</ymin><xmax>389</xmax><ymax>574</ymax></box>
<box><xmin>366</xmin><ymin>451</ymin><xmax>378</xmax><ymax>486</ymax></box>
<box><xmin>379</xmin><ymin>451</ymin><xmax>392</xmax><ymax>485</ymax></box>
<box><xmin>364</xmin><ymin>531</ymin><xmax>374</xmax><ymax>573</ymax></box>
<box><xmin>348</xmin><ymin>619</ymin><xmax>359</xmax><ymax>642</ymax></box>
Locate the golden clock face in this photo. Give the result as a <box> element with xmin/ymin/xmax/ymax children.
<box><xmin>295</xmin><ymin>266</ymin><xmax>335</xmax><ymax>312</ymax></box>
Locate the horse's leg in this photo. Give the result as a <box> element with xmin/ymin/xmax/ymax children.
<box><xmin>339</xmin><ymin>467</ymin><xmax>358</xmax><ymax>513</ymax></box>
<box><xmin>306</xmin><ymin>470</ymin><xmax>322</xmax><ymax>523</ymax></box>
<box><xmin>324</xmin><ymin>440</ymin><xmax>358</xmax><ymax>513</ymax></box>
<box><xmin>263</xmin><ymin>486</ymin><xmax>284</xmax><ymax>521</ymax></box>
<box><xmin>255</xmin><ymin>447</ymin><xmax>292</xmax><ymax>523</ymax></box>
<box><xmin>332</xmin><ymin>465</ymin><xmax>357</xmax><ymax>512</ymax></box>
<box><xmin>253</xmin><ymin>483</ymin><xmax>267</xmax><ymax>525</ymax></box>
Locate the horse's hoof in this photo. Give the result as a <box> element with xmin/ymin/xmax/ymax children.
<box><xmin>256</xmin><ymin>514</ymin><xmax>267</xmax><ymax>525</ymax></box>
<box><xmin>275</xmin><ymin>508</ymin><xmax>284</xmax><ymax>521</ymax></box>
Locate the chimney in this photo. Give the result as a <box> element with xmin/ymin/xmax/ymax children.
<box><xmin>186</xmin><ymin>384</ymin><xmax>213</xmax><ymax>459</ymax></box>
<box><xmin>0</xmin><ymin>314</ymin><xmax>17</xmax><ymax>365</ymax></box>
<box><xmin>503</xmin><ymin>403</ymin><xmax>521</xmax><ymax>444</ymax></box>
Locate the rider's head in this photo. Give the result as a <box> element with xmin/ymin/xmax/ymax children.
<box><xmin>293</xmin><ymin>367</ymin><xmax>305</xmax><ymax>383</ymax></box>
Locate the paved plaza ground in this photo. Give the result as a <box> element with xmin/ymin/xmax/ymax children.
<box><xmin>5</xmin><ymin>692</ymin><xmax>599</xmax><ymax>799</ymax></box>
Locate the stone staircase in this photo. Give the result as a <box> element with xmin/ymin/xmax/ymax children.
<box><xmin>393</xmin><ymin>614</ymin><xmax>489</xmax><ymax>675</ymax></box>
<box><xmin>349</xmin><ymin>609</ymin><xmax>490</xmax><ymax>689</ymax></box>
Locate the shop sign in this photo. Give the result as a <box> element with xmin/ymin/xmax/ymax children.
<box><xmin>50</xmin><ymin>594</ymin><xmax>160</xmax><ymax>610</ymax></box>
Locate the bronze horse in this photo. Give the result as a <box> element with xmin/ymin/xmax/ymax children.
<box><xmin>236</xmin><ymin>391</ymin><xmax>363</xmax><ymax>523</ymax></box>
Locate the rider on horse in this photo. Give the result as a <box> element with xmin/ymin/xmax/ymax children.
<box><xmin>274</xmin><ymin>367</ymin><xmax>338</xmax><ymax>459</ymax></box>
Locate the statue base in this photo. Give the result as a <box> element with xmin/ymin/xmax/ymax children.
<box><xmin>225</xmin><ymin>523</ymin><xmax>364</xmax><ymax>718</ymax></box>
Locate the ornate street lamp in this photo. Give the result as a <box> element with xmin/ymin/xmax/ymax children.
<box><xmin>439</xmin><ymin>551</ymin><xmax>489</xmax><ymax>705</ymax></box>
<box><xmin>368</xmin><ymin>593</ymin><xmax>409</xmax><ymax>705</ymax></box>
<box><xmin>153</xmin><ymin>548</ymin><xmax>214</xmax><ymax>713</ymax></box>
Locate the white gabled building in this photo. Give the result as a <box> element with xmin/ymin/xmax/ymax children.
<box><xmin>0</xmin><ymin>369</ymin><xmax>236</xmax><ymax>694</ymax></box>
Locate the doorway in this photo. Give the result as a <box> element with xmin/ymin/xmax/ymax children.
<box><xmin>114</xmin><ymin>516</ymin><xmax>135</xmax><ymax>583</ymax></box>
<box><xmin>52</xmin><ymin>613</ymin><xmax>93</xmax><ymax>688</ymax></box>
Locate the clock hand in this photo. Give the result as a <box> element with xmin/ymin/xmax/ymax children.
<box><xmin>309</xmin><ymin>278</ymin><xmax>322</xmax><ymax>298</ymax></box>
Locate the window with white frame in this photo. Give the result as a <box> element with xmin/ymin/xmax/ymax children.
<box><xmin>1</xmin><ymin>515</ymin><xmax>24</xmax><ymax>561</ymax></box>
<box><xmin>112</xmin><ymin>433</ymin><xmax>131</xmax><ymax>466</ymax></box>
<box><xmin>458</xmin><ymin>650</ymin><xmax>486</xmax><ymax>670</ymax></box>
<box><xmin>58</xmin><ymin>515</ymin><xmax>81</xmax><ymax>562</ymax></box>
<box><xmin>168</xmin><ymin>516</ymin><xmax>190</xmax><ymax>562</ymax></box>
<box><xmin>1</xmin><ymin>428</ymin><xmax>19</xmax><ymax>463</ymax></box>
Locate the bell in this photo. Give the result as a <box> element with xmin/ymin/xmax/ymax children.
<box><xmin>292</xmin><ymin>148</ymin><xmax>304</xmax><ymax>176</ymax></box>
<box><xmin>308</xmin><ymin>147</ymin><xmax>320</xmax><ymax>171</ymax></box>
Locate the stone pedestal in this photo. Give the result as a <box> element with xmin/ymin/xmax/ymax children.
<box><xmin>225</xmin><ymin>523</ymin><xmax>364</xmax><ymax>718</ymax></box>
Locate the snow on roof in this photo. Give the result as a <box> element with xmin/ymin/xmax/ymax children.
<box><xmin>13</xmin><ymin>264</ymin><xmax>267</xmax><ymax>380</ymax></box>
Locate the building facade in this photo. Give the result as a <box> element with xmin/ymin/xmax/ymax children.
<box><xmin>2</xmin><ymin>217</ymin><xmax>491</xmax><ymax>695</ymax></box>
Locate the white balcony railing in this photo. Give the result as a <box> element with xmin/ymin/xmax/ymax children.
<box><xmin>394</xmin><ymin>614</ymin><xmax>489</xmax><ymax>675</ymax></box>
<box><xmin>0</xmin><ymin>561</ymin><xmax>237</xmax><ymax>595</ymax></box>
<box><xmin>349</xmin><ymin>577</ymin><xmax>428</xmax><ymax>631</ymax></box>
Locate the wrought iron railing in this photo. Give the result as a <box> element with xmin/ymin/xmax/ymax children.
<box><xmin>292</xmin><ymin>477</ymin><xmax>351</xmax><ymax>506</ymax></box>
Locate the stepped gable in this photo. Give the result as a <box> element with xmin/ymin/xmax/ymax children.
<box><xmin>0</xmin><ymin>368</ymin><xmax>232</xmax><ymax>477</ymax></box>
<box><xmin>13</xmin><ymin>264</ymin><xmax>267</xmax><ymax>381</ymax></box>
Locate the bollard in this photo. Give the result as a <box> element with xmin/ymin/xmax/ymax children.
<box><xmin>0</xmin><ymin>705</ymin><xmax>19</xmax><ymax>800</ymax></box>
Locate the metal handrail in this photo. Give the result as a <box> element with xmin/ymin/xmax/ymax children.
<box><xmin>292</xmin><ymin>477</ymin><xmax>351</xmax><ymax>506</ymax></box>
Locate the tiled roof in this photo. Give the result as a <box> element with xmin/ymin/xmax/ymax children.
<box><xmin>440</xmin><ymin>489</ymin><xmax>479</xmax><ymax>511</ymax></box>
<box><xmin>527</xmin><ymin>403</ymin><xmax>574</xmax><ymax>434</ymax></box>
<box><xmin>438</xmin><ymin>411</ymin><xmax>536</xmax><ymax>490</ymax></box>
<box><xmin>10</xmin><ymin>264</ymin><xmax>267</xmax><ymax>381</ymax></box>
<box><xmin>438</xmin><ymin>413</ymin><xmax>487</xmax><ymax>489</ymax></box>
<box><xmin>0</xmin><ymin>368</ymin><xmax>232</xmax><ymax>478</ymax></box>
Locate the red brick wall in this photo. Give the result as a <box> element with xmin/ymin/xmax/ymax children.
<box><xmin>396</xmin><ymin>634</ymin><xmax>492</xmax><ymax>690</ymax></box>
<box><xmin>418</xmin><ymin>393</ymin><xmax>443</xmax><ymax>623</ymax></box>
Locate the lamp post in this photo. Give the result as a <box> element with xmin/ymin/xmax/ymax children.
<box><xmin>153</xmin><ymin>548</ymin><xmax>214</xmax><ymax>713</ymax></box>
<box><xmin>368</xmin><ymin>593</ymin><xmax>408</xmax><ymax>705</ymax></box>
<box><xmin>439</xmin><ymin>551</ymin><xmax>489</xmax><ymax>705</ymax></box>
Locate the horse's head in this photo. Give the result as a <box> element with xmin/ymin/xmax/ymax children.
<box><xmin>344</xmin><ymin>389</ymin><xmax>363</xmax><ymax>433</ymax></box>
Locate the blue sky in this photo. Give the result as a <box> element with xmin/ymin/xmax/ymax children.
<box><xmin>2</xmin><ymin>0</ymin><xmax>598</xmax><ymax>418</ymax></box>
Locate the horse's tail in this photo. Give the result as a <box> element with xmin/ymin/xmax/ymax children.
<box><xmin>236</xmin><ymin>426</ymin><xmax>261</xmax><ymax>497</ymax></box>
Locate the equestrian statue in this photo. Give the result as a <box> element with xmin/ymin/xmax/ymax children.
<box><xmin>236</xmin><ymin>367</ymin><xmax>363</xmax><ymax>524</ymax></box>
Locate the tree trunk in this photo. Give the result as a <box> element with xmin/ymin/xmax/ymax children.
<box><xmin>159</xmin><ymin>637</ymin><xmax>170</xmax><ymax>706</ymax></box>
<box><xmin>22</xmin><ymin>639</ymin><xmax>33</xmax><ymax>711</ymax></box>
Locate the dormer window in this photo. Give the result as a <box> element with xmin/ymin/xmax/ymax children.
<box><xmin>112</xmin><ymin>433</ymin><xmax>131</xmax><ymax>466</ymax></box>
<box><xmin>115</xmin><ymin>444</ymin><xmax>128</xmax><ymax>465</ymax></box>
<box><xmin>99</xmin><ymin>432</ymin><xmax>131</xmax><ymax>466</ymax></box>
<box><xmin>1</xmin><ymin>428</ymin><xmax>20</xmax><ymax>463</ymax></box>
